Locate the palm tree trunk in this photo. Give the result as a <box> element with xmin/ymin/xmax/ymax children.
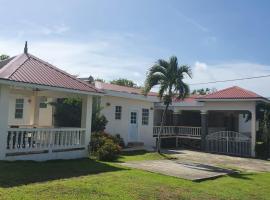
<box><xmin>157</xmin><ymin>103</ymin><xmax>169</xmax><ymax>153</ymax></box>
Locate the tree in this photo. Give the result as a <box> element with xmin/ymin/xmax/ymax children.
<box><xmin>0</xmin><ymin>54</ymin><xmax>10</xmax><ymax>61</ymax></box>
<box><xmin>110</xmin><ymin>78</ymin><xmax>137</xmax><ymax>87</ymax></box>
<box><xmin>143</xmin><ymin>56</ymin><xmax>192</xmax><ymax>153</ymax></box>
<box><xmin>191</xmin><ymin>88</ymin><xmax>216</xmax><ymax>95</ymax></box>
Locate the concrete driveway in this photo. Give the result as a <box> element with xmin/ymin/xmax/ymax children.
<box><xmin>121</xmin><ymin>159</ymin><xmax>235</xmax><ymax>181</ymax></box>
<box><xmin>164</xmin><ymin>149</ymin><xmax>270</xmax><ymax>172</ymax></box>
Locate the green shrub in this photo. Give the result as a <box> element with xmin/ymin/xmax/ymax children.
<box><xmin>96</xmin><ymin>138</ymin><xmax>121</xmax><ymax>161</ymax></box>
<box><xmin>111</xmin><ymin>134</ymin><xmax>125</xmax><ymax>148</ymax></box>
<box><xmin>92</xmin><ymin>114</ymin><xmax>108</xmax><ymax>132</ymax></box>
<box><xmin>90</xmin><ymin>131</ymin><xmax>122</xmax><ymax>161</ymax></box>
<box><xmin>256</xmin><ymin>142</ymin><xmax>269</xmax><ymax>159</ymax></box>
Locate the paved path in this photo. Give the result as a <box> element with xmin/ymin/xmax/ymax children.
<box><xmin>164</xmin><ymin>149</ymin><xmax>270</xmax><ymax>172</ymax></box>
<box><xmin>121</xmin><ymin>160</ymin><xmax>235</xmax><ymax>181</ymax></box>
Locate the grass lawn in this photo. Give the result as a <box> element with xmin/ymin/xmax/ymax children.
<box><xmin>0</xmin><ymin>151</ymin><xmax>269</xmax><ymax>200</ymax></box>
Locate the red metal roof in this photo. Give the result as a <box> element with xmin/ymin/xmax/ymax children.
<box><xmin>95</xmin><ymin>81</ymin><xmax>158</xmax><ymax>96</ymax></box>
<box><xmin>0</xmin><ymin>53</ymin><xmax>102</xmax><ymax>94</ymax></box>
<box><xmin>197</xmin><ymin>86</ymin><xmax>263</xmax><ymax>100</ymax></box>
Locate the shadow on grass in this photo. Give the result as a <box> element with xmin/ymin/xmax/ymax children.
<box><xmin>0</xmin><ymin>158</ymin><xmax>126</xmax><ymax>188</ymax></box>
<box><xmin>227</xmin><ymin>172</ymin><xmax>255</xmax><ymax>180</ymax></box>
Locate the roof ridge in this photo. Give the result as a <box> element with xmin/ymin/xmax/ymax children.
<box><xmin>28</xmin><ymin>54</ymin><xmax>101</xmax><ymax>93</ymax></box>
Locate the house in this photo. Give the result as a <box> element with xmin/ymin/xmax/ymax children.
<box><xmin>1</xmin><ymin>43</ymin><xmax>268</xmax><ymax>160</ymax></box>
<box><xmin>89</xmin><ymin>80</ymin><xmax>268</xmax><ymax>158</ymax></box>
<box><xmin>93</xmin><ymin>81</ymin><xmax>158</xmax><ymax>148</ymax></box>
<box><xmin>0</xmin><ymin>43</ymin><xmax>102</xmax><ymax>161</ymax></box>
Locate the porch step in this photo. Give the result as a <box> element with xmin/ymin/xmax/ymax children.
<box><xmin>127</xmin><ymin>142</ymin><xmax>144</xmax><ymax>148</ymax></box>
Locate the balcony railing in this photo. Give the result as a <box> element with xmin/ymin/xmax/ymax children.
<box><xmin>153</xmin><ymin>126</ymin><xmax>227</xmax><ymax>138</ymax></box>
<box><xmin>6</xmin><ymin>128</ymin><xmax>86</xmax><ymax>155</ymax></box>
<box><xmin>153</xmin><ymin>126</ymin><xmax>201</xmax><ymax>138</ymax></box>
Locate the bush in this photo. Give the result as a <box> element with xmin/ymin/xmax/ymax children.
<box><xmin>96</xmin><ymin>138</ymin><xmax>121</xmax><ymax>161</ymax></box>
<box><xmin>90</xmin><ymin>131</ymin><xmax>122</xmax><ymax>161</ymax></box>
<box><xmin>111</xmin><ymin>134</ymin><xmax>125</xmax><ymax>148</ymax></box>
<box><xmin>92</xmin><ymin>114</ymin><xmax>108</xmax><ymax>132</ymax></box>
<box><xmin>256</xmin><ymin>142</ymin><xmax>269</xmax><ymax>159</ymax></box>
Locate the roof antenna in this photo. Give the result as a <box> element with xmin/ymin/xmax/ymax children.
<box><xmin>24</xmin><ymin>41</ymin><xmax>28</xmax><ymax>54</ymax></box>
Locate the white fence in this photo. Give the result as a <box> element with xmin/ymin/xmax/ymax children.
<box><xmin>6</xmin><ymin>128</ymin><xmax>86</xmax><ymax>156</ymax></box>
<box><xmin>153</xmin><ymin>126</ymin><xmax>202</xmax><ymax>138</ymax></box>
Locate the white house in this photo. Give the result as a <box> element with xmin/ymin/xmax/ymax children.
<box><xmin>87</xmin><ymin>80</ymin><xmax>268</xmax><ymax>158</ymax></box>
<box><xmin>0</xmin><ymin>43</ymin><xmax>102</xmax><ymax>161</ymax></box>
<box><xmin>94</xmin><ymin>81</ymin><xmax>159</xmax><ymax>148</ymax></box>
<box><xmin>2</xmin><ymin>44</ymin><xmax>269</xmax><ymax>160</ymax></box>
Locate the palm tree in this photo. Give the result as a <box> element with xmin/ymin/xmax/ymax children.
<box><xmin>143</xmin><ymin>56</ymin><xmax>192</xmax><ymax>153</ymax></box>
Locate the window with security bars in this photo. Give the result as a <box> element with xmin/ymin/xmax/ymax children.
<box><xmin>15</xmin><ymin>98</ymin><xmax>24</xmax><ymax>119</ymax></box>
<box><xmin>115</xmin><ymin>106</ymin><xmax>122</xmax><ymax>120</ymax></box>
<box><xmin>142</xmin><ymin>108</ymin><xmax>149</xmax><ymax>125</ymax></box>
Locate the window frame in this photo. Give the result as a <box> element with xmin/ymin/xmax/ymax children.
<box><xmin>115</xmin><ymin>106</ymin><xmax>122</xmax><ymax>120</ymax></box>
<box><xmin>15</xmin><ymin>98</ymin><xmax>24</xmax><ymax>119</ymax></box>
<box><xmin>142</xmin><ymin>108</ymin><xmax>149</xmax><ymax>125</ymax></box>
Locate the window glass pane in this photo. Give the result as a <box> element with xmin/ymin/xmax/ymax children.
<box><xmin>39</xmin><ymin>97</ymin><xmax>48</xmax><ymax>108</ymax></box>
<box><xmin>15</xmin><ymin>98</ymin><xmax>24</xmax><ymax>119</ymax></box>
<box><xmin>115</xmin><ymin>106</ymin><xmax>122</xmax><ymax>120</ymax></box>
<box><xmin>142</xmin><ymin>108</ymin><xmax>149</xmax><ymax>125</ymax></box>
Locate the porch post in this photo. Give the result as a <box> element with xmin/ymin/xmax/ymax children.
<box><xmin>33</xmin><ymin>91</ymin><xmax>40</xmax><ymax>127</ymax></box>
<box><xmin>201</xmin><ymin>110</ymin><xmax>208</xmax><ymax>151</ymax></box>
<box><xmin>81</xmin><ymin>95</ymin><xmax>93</xmax><ymax>153</ymax></box>
<box><xmin>0</xmin><ymin>85</ymin><xmax>10</xmax><ymax>160</ymax></box>
<box><xmin>250</xmin><ymin>107</ymin><xmax>256</xmax><ymax>157</ymax></box>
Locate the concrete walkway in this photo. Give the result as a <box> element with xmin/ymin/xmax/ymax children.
<box><xmin>164</xmin><ymin>149</ymin><xmax>270</xmax><ymax>172</ymax></box>
<box><xmin>121</xmin><ymin>160</ymin><xmax>235</xmax><ymax>181</ymax></box>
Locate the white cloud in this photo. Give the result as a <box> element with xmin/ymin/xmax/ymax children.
<box><xmin>190</xmin><ymin>61</ymin><xmax>270</xmax><ymax>97</ymax></box>
<box><xmin>0</xmin><ymin>37</ymin><xmax>153</xmax><ymax>86</ymax></box>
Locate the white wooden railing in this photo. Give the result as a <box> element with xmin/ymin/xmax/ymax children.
<box><xmin>6</xmin><ymin>128</ymin><xmax>86</xmax><ymax>154</ymax></box>
<box><xmin>153</xmin><ymin>126</ymin><xmax>227</xmax><ymax>138</ymax></box>
<box><xmin>153</xmin><ymin>126</ymin><xmax>202</xmax><ymax>138</ymax></box>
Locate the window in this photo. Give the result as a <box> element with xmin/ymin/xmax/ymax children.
<box><xmin>142</xmin><ymin>108</ymin><xmax>149</xmax><ymax>125</ymax></box>
<box><xmin>130</xmin><ymin>112</ymin><xmax>137</xmax><ymax>124</ymax></box>
<box><xmin>39</xmin><ymin>97</ymin><xmax>47</xmax><ymax>108</ymax></box>
<box><xmin>15</xmin><ymin>98</ymin><xmax>24</xmax><ymax>119</ymax></box>
<box><xmin>115</xmin><ymin>106</ymin><xmax>122</xmax><ymax>120</ymax></box>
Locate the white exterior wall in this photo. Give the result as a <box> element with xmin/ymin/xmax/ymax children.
<box><xmin>8</xmin><ymin>94</ymin><xmax>53</xmax><ymax>127</ymax></box>
<box><xmin>100</xmin><ymin>95</ymin><xmax>155</xmax><ymax>147</ymax></box>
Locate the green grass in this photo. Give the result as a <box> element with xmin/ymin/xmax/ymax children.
<box><xmin>0</xmin><ymin>151</ymin><xmax>269</xmax><ymax>200</ymax></box>
<box><xmin>116</xmin><ymin>150</ymin><xmax>176</xmax><ymax>162</ymax></box>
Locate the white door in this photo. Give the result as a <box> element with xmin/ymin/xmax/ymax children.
<box><xmin>128</xmin><ymin>110</ymin><xmax>138</xmax><ymax>142</ymax></box>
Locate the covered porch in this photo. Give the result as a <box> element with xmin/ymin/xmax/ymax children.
<box><xmin>153</xmin><ymin>98</ymin><xmax>257</xmax><ymax>157</ymax></box>
<box><xmin>0</xmin><ymin>84</ymin><xmax>94</xmax><ymax>160</ymax></box>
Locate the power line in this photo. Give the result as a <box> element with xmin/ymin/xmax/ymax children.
<box><xmin>190</xmin><ymin>74</ymin><xmax>270</xmax><ymax>86</ymax></box>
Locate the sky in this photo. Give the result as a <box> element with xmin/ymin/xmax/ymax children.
<box><xmin>1</xmin><ymin>0</ymin><xmax>270</xmax><ymax>96</ymax></box>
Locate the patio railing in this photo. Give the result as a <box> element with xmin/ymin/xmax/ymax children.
<box><xmin>153</xmin><ymin>126</ymin><xmax>227</xmax><ymax>139</ymax></box>
<box><xmin>6</xmin><ymin>128</ymin><xmax>86</xmax><ymax>155</ymax></box>
<box><xmin>153</xmin><ymin>126</ymin><xmax>201</xmax><ymax>138</ymax></box>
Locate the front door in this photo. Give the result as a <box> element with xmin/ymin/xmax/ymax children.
<box><xmin>128</xmin><ymin>110</ymin><xmax>138</xmax><ymax>142</ymax></box>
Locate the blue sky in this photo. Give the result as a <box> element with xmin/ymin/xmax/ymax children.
<box><xmin>1</xmin><ymin>0</ymin><xmax>270</xmax><ymax>96</ymax></box>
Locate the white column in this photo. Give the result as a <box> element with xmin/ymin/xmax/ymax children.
<box><xmin>251</xmin><ymin>106</ymin><xmax>256</xmax><ymax>157</ymax></box>
<box><xmin>0</xmin><ymin>85</ymin><xmax>10</xmax><ymax>160</ymax></box>
<box><xmin>33</xmin><ymin>91</ymin><xmax>40</xmax><ymax>127</ymax></box>
<box><xmin>81</xmin><ymin>95</ymin><xmax>93</xmax><ymax>150</ymax></box>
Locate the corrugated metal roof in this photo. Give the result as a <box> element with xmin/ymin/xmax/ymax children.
<box><xmin>0</xmin><ymin>53</ymin><xmax>102</xmax><ymax>94</ymax></box>
<box><xmin>197</xmin><ymin>86</ymin><xmax>263</xmax><ymax>99</ymax></box>
<box><xmin>95</xmin><ymin>81</ymin><xmax>158</xmax><ymax>96</ymax></box>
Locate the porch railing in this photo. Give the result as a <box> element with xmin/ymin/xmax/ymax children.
<box><xmin>153</xmin><ymin>126</ymin><xmax>202</xmax><ymax>138</ymax></box>
<box><xmin>153</xmin><ymin>126</ymin><xmax>227</xmax><ymax>138</ymax></box>
<box><xmin>6</xmin><ymin>128</ymin><xmax>86</xmax><ymax>155</ymax></box>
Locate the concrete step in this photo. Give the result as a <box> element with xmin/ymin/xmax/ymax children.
<box><xmin>127</xmin><ymin>142</ymin><xmax>144</xmax><ymax>148</ymax></box>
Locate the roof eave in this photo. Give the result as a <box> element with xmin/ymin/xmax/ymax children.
<box><xmin>196</xmin><ymin>97</ymin><xmax>269</xmax><ymax>103</ymax></box>
<box><xmin>0</xmin><ymin>78</ymin><xmax>104</xmax><ymax>96</ymax></box>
